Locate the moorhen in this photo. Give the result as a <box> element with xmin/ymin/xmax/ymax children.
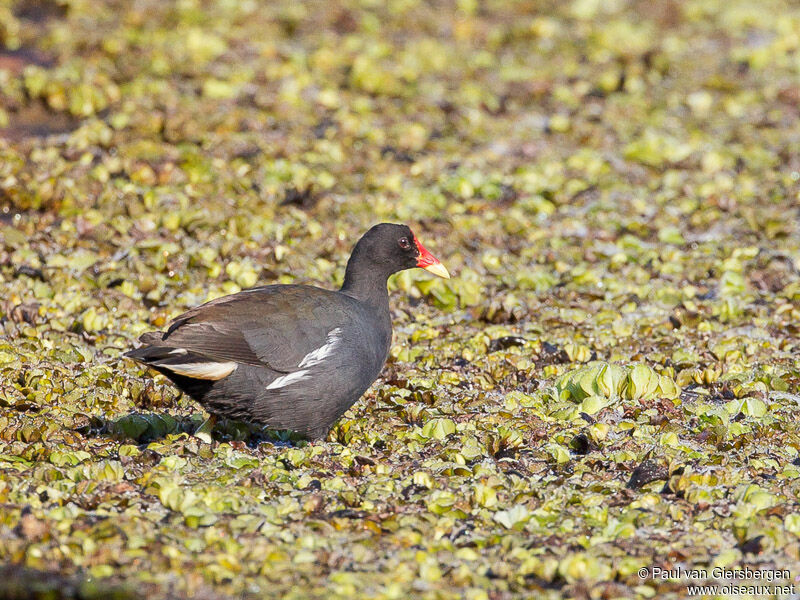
<box><xmin>125</xmin><ymin>223</ymin><xmax>450</xmax><ymax>440</ymax></box>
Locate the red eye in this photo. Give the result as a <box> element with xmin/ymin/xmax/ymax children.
<box><xmin>399</xmin><ymin>237</ymin><xmax>411</xmax><ymax>250</ymax></box>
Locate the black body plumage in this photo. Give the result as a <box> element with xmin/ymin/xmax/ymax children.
<box><xmin>124</xmin><ymin>223</ymin><xmax>447</xmax><ymax>439</ymax></box>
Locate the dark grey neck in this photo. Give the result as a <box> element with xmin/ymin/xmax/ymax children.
<box><xmin>340</xmin><ymin>256</ymin><xmax>392</xmax><ymax>309</ymax></box>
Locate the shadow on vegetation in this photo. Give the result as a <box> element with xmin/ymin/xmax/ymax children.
<box><xmin>0</xmin><ymin>564</ymin><xmax>139</xmax><ymax>600</ymax></box>
<box><xmin>78</xmin><ymin>411</ymin><xmax>303</xmax><ymax>448</ymax></box>
<box><xmin>0</xmin><ymin>101</ymin><xmax>82</xmax><ymax>142</ymax></box>
<box><xmin>0</xmin><ymin>0</ymin><xmax>85</xmax><ymax>141</ymax></box>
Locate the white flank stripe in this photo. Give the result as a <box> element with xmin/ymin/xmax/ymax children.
<box><xmin>298</xmin><ymin>327</ymin><xmax>342</xmax><ymax>368</ymax></box>
<box><xmin>266</xmin><ymin>369</ymin><xmax>309</xmax><ymax>390</ymax></box>
<box><xmin>168</xmin><ymin>348</ymin><xmax>188</xmax><ymax>355</ymax></box>
<box><xmin>165</xmin><ymin>362</ymin><xmax>237</xmax><ymax>380</ymax></box>
<box><xmin>266</xmin><ymin>327</ymin><xmax>342</xmax><ymax>390</ymax></box>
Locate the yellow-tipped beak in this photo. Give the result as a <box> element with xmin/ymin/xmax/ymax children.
<box><xmin>423</xmin><ymin>262</ymin><xmax>450</xmax><ymax>279</ymax></box>
<box><xmin>414</xmin><ymin>235</ymin><xmax>450</xmax><ymax>279</ymax></box>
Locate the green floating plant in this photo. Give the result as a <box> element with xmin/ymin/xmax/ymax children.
<box><xmin>554</xmin><ymin>362</ymin><xmax>680</xmax><ymax>414</ymax></box>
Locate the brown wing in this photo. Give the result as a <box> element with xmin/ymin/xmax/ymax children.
<box><xmin>137</xmin><ymin>285</ymin><xmax>351</xmax><ymax>373</ymax></box>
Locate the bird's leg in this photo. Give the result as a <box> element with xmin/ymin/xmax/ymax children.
<box><xmin>195</xmin><ymin>415</ymin><xmax>217</xmax><ymax>444</ymax></box>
